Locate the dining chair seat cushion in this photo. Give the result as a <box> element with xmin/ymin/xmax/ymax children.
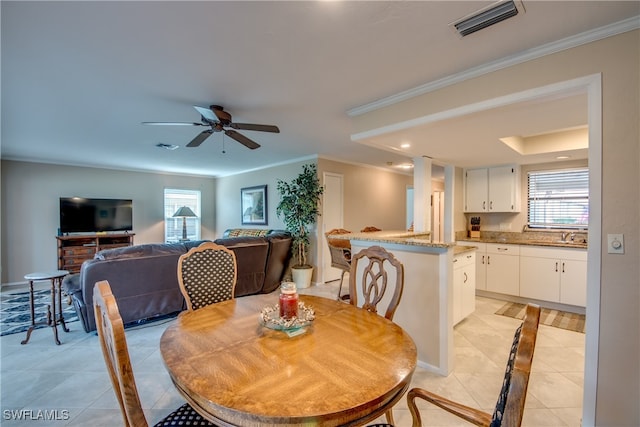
<box><xmin>154</xmin><ymin>402</ymin><xmax>217</xmax><ymax>426</ymax></box>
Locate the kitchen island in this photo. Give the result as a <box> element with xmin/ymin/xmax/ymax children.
<box><xmin>332</xmin><ymin>231</ymin><xmax>473</xmax><ymax>376</ymax></box>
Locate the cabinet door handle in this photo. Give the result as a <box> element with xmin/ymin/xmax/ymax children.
<box><xmin>481</xmin><ymin>255</ymin><xmax>485</xmax><ymax>265</ymax></box>
<box><xmin>487</xmin><ymin>255</ymin><xmax>490</xmax><ymax>265</ymax></box>
<box><xmin>466</xmin><ymin>255</ymin><xmax>473</xmax><ymax>260</ymax></box>
<box><xmin>483</xmin><ymin>201</ymin><xmax>486</xmax><ymax>210</ymax></box>
<box><xmin>463</xmin><ymin>272</ymin><xmax>468</xmax><ymax>283</ymax></box>
<box><xmin>490</xmin><ymin>201</ymin><xmax>493</xmax><ymax>210</ymax></box>
<box><xmin>497</xmin><ymin>247</ymin><xmax>508</xmax><ymax>251</ymax></box>
<box><xmin>555</xmin><ymin>262</ymin><xmax>558</xmax><ymax>272</ymax></box>
<box><xmin>562</xmin><ymin>262</ymin><xmax>565</xmax><ymax>273</ymax></box>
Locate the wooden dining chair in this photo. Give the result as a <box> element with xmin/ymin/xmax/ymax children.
<box><xmin>349</xmin><ymin>245</ymin><xmax>404</xmax><ymax>321</ymax></box>
<box><xmin>405</xmin><ymin>303</ymin><xmax>541</xmax><ymax>427</ymax></box>
<box><xmin>360</xmin><ymin>225</ymin><xmax>382</xmax><ymax>232</ymax></box>
<box><xmin>177</xmin><ymin>242</ymin><xmax>237</xmax><ymax>311</ymax></box>
<box><xmin>325</xmin><ymin>228</ymin><xmax>352</xmax><ymax>300</ymax></box>
<box><xmin>349</xmin><ymin>245</ymin><xmax>404</xmax><ymax>425</ymax></box>
<box><xmin>93</xmin><ymin>280</ymin><xmax>217</xmax><ymax>427</ymax></box>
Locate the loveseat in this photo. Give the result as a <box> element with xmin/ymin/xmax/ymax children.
<box><xmin>63</xmin><ymin>229</ymin><xmax>291</xmax><ymax>332</ymax></box>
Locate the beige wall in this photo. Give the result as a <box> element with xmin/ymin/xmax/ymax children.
<box><xmin>0</xmin><ymin>160</ymin><xmax>216</xmax><ymax>284</ymax></box>
<box><xmin>353</xmin><ymin>30</ymin><xmax>640</xmax><ymax>426</ymax></box>
<box><xmin>317</xmin><ymin>158</ymin><xmax>413</xmax><ymax>233</ymax></box>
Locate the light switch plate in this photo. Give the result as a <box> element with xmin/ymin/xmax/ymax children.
<box><xmin>607</xmin><ymin>234</ymin><xmax>624</xmax><ymax>254</ymax></box>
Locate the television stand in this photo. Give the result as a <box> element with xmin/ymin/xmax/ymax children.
<box><xmin>56</xmin><ymin>233</ymin><xmax>135</xmax><ymax>273</ymax></box>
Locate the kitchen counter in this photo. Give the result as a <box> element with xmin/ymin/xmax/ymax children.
<box><xmin>459</xmin><ymin>236</ymin><xmax>587</xmax><ymax>249</ymax></box>
<box><xmin>330</xmin><ymin>230</ymin><xmax>454</xmax><ymax>250</ymax></box>
<box><xmin>457</xmin><ymin>230</ymin><xmax>588</xmax><ymax>249</ymax></box>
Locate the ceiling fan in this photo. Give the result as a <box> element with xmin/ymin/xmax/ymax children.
<box><xmin>142</xmin><ymin>105</ymin><xmax>279</xmax><ymax>150</ymax></box>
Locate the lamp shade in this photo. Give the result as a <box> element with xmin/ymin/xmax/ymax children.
<box><xmin>173</xmin><ymin>206</ymin><xmax>197</xmax><ymax>218</ymax></box>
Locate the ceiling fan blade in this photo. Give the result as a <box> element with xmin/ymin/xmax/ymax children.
<box><xmin>229</xmin><ymin>123</ymin><xmax>280</xmax><ymax>133</ymax></box>
<box><xmin>142</xmin><ymin>121</ymin><xmax>204</xmax><ymax>126</ymax></box>
<box><xmin>209</xmin><ymin>105</ymin><xmax>232</xmax><ymax>124</ymax></box>
<box><xmin>186</xmin><ymin>130</ymin><xmax>213</xmax><ymax>147</ymax></box>
<box><xmin>193</xmin><ymin>106</ymin><xmax>217</xmax><ymax>122</ymax></box>
<box><xmin>225</xmin><ymin>130</ymin><xmax>260</xmax><ymax>150</ymax></box>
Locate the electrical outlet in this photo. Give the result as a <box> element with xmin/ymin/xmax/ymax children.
<box><xmin>607</xmin><ymin>234</ymin><xmax>624</xmax><ymax>254</ymax></box>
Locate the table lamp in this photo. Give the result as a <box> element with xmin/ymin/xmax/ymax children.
<box><xmin>172</xmin><ymin>206</ymin><xmax>197</xmax><ymax>241</ymax></box>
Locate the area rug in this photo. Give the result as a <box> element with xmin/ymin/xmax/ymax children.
<box><xmin>0</xmin><ymin>289</ymin><xmax>78</xmax><ymax>336</ymax></box>
<box><xmin>495</xmin><ymin>302</ymin><xmax>585</xmax><ymax>333</ymax></box>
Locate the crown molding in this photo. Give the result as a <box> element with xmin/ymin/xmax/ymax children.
<box><xmin>347</xmin><ymin>16</ymin><xmax>639</xmax><ymax>117</ymax></box>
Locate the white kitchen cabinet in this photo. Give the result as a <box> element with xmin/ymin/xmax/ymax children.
<box><xmin>464</xmin><ymin>165</ymin><xmax>520</xmax><ymax>213</ymax></box>
<box><xmin>485</xmin><ymin>243</ymin><xmax>520</xmax><ymax>295</ymax></box>
<box><xmin>520</xmin><ymin>246</ymin><xmax>587</xmax><ymax>307</ymax></box>
<box><xmin>453</xmin><ymin>251</ymin><xmax>476</xmax><ymax>325</ymax></box>
<box><xmin>458</xmin><ymin>241</ymin><xmax>487</xmax><ymax>290</ymax></box>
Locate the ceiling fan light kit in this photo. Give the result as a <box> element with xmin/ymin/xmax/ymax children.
<box><xmin>143</xmin><ymin>105</ymin><xmax>279</xmax><ymax>150</ymax></box>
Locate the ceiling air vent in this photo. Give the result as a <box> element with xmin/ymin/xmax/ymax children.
<box><xmin>451</xmin><ymin>0</ymin><xmax>520</xmax><ymax>37</ymax></box>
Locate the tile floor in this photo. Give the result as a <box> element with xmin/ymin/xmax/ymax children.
<box><xmin>0</xmin><ymin>281</ymin><xmax>584</xmax><ymax>426</ymax></box>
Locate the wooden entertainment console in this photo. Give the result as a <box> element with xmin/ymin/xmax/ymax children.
<box><xmin>56</xmin><ymin>233</ymin><xmax>135</xmax><ymax>273</ymax></box>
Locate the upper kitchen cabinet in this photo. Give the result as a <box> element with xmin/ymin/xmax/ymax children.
<box><xmin>464</xmin><ymin>165</ymin><xmax>521</xmax><ymax>213</ymax></box>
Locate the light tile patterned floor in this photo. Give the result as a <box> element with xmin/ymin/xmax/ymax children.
<box><xmin>0</xmin><ymin>282</ymin><xmax>584</xmax><ymax>426</ymax></box>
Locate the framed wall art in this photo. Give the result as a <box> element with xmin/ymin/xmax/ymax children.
<box><xmin>241</xmin><ymin>185</ymin><xmax>267</xmax><ymax>225</ymax></box>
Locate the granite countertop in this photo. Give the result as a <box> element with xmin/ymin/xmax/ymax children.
<box><xmin>458</xmin><ymin>236</ymin><xmax>588</xmax><ymax>249</ymax></box>
<box><xmin>331</xmin><ymin>230</ymin><xmax>454</xmax><ymax>249</ymax></box>
<box><xmin>454</xmin><ymin>245</ymin><xmax>477</xmax><ymax>255</ymax></box>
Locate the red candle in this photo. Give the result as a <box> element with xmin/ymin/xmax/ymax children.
<box><xmin>279</xmin><ymin>282</ymin><xmax>299</xmax><ymax>320</ymax></box>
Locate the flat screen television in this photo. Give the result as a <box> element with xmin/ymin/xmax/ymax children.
<box><xmin>59</xmin><ymin>198</ymin><xmax>133</xmax><ymax>234</ymax></box>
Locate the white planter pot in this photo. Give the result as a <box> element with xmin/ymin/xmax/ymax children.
<box><xmin>291</xmin><ymin>266</ymin><xmax>313</xmax><ymax>289</ymax></box>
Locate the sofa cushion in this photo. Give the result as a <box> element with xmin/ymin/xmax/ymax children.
<box><xmin>224</xmin><ymin>228</ymin><xmax>270</xmax><ymax>237</ymax></box>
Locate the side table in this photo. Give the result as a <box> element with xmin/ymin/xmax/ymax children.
<box><xmin>21</xmin><ymin>270</ymin><xmax>70</xmax><ymax>345</ymax></box>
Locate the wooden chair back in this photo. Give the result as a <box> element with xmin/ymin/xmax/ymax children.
<box><xmin>407</xmin><ymin>304</ymin><xmax>541</xmax><ymax>427</ymax></box>
<box><xmin>348</xmin><ymin>245</ymin><xmax>404</xmax><ymax>321</ymax></box>
<box><xmin>177</xmin><ymin>242</ymin><xmax>237</xmax><ymax>311</ymax></box>
<box><xmin>93</xmin><ymin>280</ymin><xmax>148</xmax><ymax>427</ymax></box>
<box><xmin>360</xmin><ymin>226</ymin><xmax>382</xmax><ymax>232</ymax></box>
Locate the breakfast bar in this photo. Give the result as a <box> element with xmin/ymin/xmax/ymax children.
<box><xmin>332</xmin><ymin>231</ymin><xmax>471</xmax><ymax>376</ymax></box>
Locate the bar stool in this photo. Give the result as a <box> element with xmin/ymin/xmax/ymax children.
<box><xmin>21</xmin><ymin>270</ymin><xmax>69</xmax><ymax>345</ymax></box>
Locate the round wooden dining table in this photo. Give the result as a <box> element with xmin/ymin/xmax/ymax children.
<box><xmin>160</xmin><ymin>293</ymin><xmax>417</xmax><ymax>427</ymax></box>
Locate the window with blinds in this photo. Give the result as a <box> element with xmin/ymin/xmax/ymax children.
<box><xmin>164</xmin><ymin>189</ymin><xmax>201</xmax><ymax>242</ymax></box>
<box><xmin>527</xmin><ymin>168</ymin><xmax>589</xmax><ymax>229</ymax></box>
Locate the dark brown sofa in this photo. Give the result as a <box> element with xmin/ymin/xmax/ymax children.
<box><xmin>63</xmin><ymin>230</ymin><xmax>291</xmax><ymax>332</ymax></box>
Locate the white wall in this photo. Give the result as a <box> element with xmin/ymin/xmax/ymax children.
<box><xmin>1</xmin><ymin>160</ymin><xmax>215</xmax><ymax>285</ymax></box>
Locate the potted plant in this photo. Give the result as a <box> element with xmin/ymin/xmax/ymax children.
<box><xmin>276</xmin><ymin>163</ymin><xmax>324</xmax><ymax>288</ymax></box>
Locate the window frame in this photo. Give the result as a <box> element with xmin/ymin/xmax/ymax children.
<box><xmin>527</xmin><ymin>167</ymin><xmax>589</xmax><ymax>230</ymax></box>
<box><xmin>164</xmin><ymin>188</ymin><xmax>202</xmax><ymax>242</ymax></box>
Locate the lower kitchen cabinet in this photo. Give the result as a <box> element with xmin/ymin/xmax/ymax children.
<box><xmin>456</xmin><ymin>241</ymin><xmax>586</xmax><ymax>308</ymax></box>
<box><xmin>520</xmin><ymin>246</ymin><xmax>587</xmax><ymax>306</ymax></box>
<box><xmin>485</xmin><ymin>243</ymin><xmax>520</xmax><ymax>296</ymax></box>
<box><xmin>457</xmin><ymin>241</ymin><xmax>487</xmax><ymax>290</ymax></box>
<box><xmin>453</xmin><ymin>251</ymin><xmax>476</xmax><ymax>324</ymax></box>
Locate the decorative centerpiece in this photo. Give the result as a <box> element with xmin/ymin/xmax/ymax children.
<box><xmin>259</xmin><ymin>301</ymin><xmax>315</xmax><ymax>331</ymax></box>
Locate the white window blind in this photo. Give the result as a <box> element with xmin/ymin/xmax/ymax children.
<box><xmin>164</xmin><ymin>189</ymin><xmax>201</xmax><ymax>242</ymax></box>
<box><xmin>527</xmin><ymin>168</ymin><xmax>588</xmax><ymax>229</ymax></box>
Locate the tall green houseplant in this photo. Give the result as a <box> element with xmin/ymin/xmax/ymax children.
<box><xmin>276</xmin><ymin>163</ymin><xmax>324</xmax><ymax>268</ymax></box>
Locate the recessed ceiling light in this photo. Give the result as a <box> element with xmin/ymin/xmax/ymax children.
<box><xmin>400</xmin><ymin>143</ymin><xmax>411</xmax><ymax>149</ymax></box>
<box><xmin>156</xmin><ymin>143</ymin><xmax>179</xmax><ymax>151</ymax></box>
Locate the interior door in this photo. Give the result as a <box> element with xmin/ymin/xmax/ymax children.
<box><xmin>322</xmin><ymin>172</ymin><xmax>344</xmax><ymax>283</ymax></box>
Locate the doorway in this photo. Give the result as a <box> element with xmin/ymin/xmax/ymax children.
<box><xmin>321</xmin><ymin>172</ymin><xmax>344</xmax><ymax>283</ymax></box>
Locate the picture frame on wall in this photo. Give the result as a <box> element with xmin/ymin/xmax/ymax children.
<box><xmin>241</xmin><ymin>185</ymin><xmax>267</xmax><ymax>225</ymax></box>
